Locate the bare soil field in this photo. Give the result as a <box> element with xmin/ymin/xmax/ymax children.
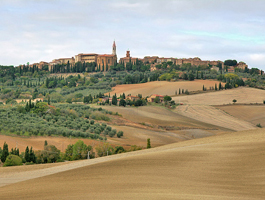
<box><xmin>174</xmin><ymin>104</ymin><xmax>256</xmax><ymax>131</ymax></box>
<box><xmin>103</xmin><ymin>105</ymin><xmax>226</xmax><ymax>131</ymax></box>
<box><xmin>1</xmin><ymin>128</ymin><xmax>265</xmax><ymax>199</ymax></box>
<box><xmin>172</xmin><ymin>87</ymin><xmax>265</xmax><ymax>105</ymax></box>
<box><xmin>0</xmin><ymin>135</ymin><xmax>103</xmax><ymax>153</ymax></box>
<box><xmin>216</xmin><ymin>105</ymin><xmax>265</xmax><ymax>127</ymax></box>
<box><xmin>108</xmin><ymin>80</ymin><xmax>223</xmax><ymax>97</ymax></box>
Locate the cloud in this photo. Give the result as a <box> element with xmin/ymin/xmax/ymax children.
<box><xmin>0</xmin><ymin>0</ymin><xmax>265</xmax><ymax>70</ymax></box>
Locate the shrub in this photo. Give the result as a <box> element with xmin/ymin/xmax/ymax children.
<box><xmin>114</xmin><ymin>146</ymin><xmax>126</xmax><ymax>154</ymax></box>
<box><xmin>256</xmin><ymin>123</ymin><xmax>262</xmax><ymax>128</ymax></box>
<box><xmin>117</xmin><ymin>131</ymin><xmax>124</xmax><ymax>138</ymax></box>
<box><xmin>4</xmin><ymin>154</ymin><xmax>23</xmax><ymax>167</ymax></box>
<box><xmin>147</xmin><ymin>138</ymin><xmax>151</xmax><ymax>149</ymax></box>
<box><xmin>108</xmin><ymin>130</ymin><xmax>116</xmax><ymax>137</ymax></box>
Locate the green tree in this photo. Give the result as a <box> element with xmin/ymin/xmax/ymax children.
<box><xmin>219</xmin><ymin>82</ymin><xmax>222</xmax><ymax>90</ymax></box>
<box><xmin>188</xmin><ymin>73</ymin><xmax>195</xmax><ymax>81</ymax></box>
<box><xmin>25</xmin><ymin>146</ymin><xmax>30</xmax><ymax>162</ymax></box>
<box><xmin>29</xmin><ymin>147</ymin><xmax>36</xmax><ymax>163</ymax></box>
<box><xmin>48</xmin><ymin>96</ymin><xmax>51</xmax><ymax>105</ymax></box>
<box><xmin>164</xmin><ymin>95</ymin><xmax>172</xmax><ymax>102</ymax></box>
<box><xmin>112</xmin><ymin>95</ymin><xmax>117</xmax><ymax>105</ymax></box>
<box><xmin>63</xmin><ymin>144</ymin><xmax>74</xmax><ymax>161</ymax></box>
<box><xmin>3</xmin><ymin>155</ymin><xmax>23</xmax><ymax>167</ymax></box>
<box><xmin>1</xmin><ymin>142</ymin><xmax>9</xmax><ymax>163</ymax></box>
<box><xmin>119</xmin><ymin>99</ymin><xmax>126</xmax><ymax>107</ymax></box>
<box><xmin>117</xmin><ymin>131</ymin><xmax>124</xmax><ymax>138</ymax></box>
<box><xmin>96</xmin><ymin>143</ymin><xmax>114</xmax><ymax>157</ymax></box>
<box><xmin>147</xmin><ymin>138</ymin><xmax>151</xmax><ymax>149</ymax></box>
<box><xmin>114</xmin><ymin>146</ymin><xmax>125</xmax><ymax>154</ymax></box>
<box><xmin>72</xmin><ymin>140</ymin><xmax>91</xmax><ymax>160</ymax></box>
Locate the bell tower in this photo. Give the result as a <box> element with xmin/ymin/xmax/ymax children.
<box><xmin>112</xmin><ymin>40</ymin><xmax>116</xmax><ymax>55</ymax></box>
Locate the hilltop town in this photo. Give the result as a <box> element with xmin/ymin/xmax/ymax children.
<box><xmin>25</xmin><ymin>41</ymin><xmax>249</xmax><ymax>74</ymax></box>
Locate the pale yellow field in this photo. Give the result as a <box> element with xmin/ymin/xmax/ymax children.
<box><xmin>174</xmin><ymin>104</ymin><xmax>256</xmax><ymax>131</ymax></box>
<box><xmin>216</xmin><ymin>105</ymin><xmax>265</xmax><ymax>127</ymax></box>
<box><xmin>1</xmin><ymin>128</ymin><xmax>264</xmax><ymax>199</ymax></box>
<box><xmin>108</xmin><ymin>80</ymin><xmax>223</xmax><ymax>97</ymax></box>
<box><xmin>172</xmin><ymin>87</ymin><xmax>265</xmax><ymax>105</ymax></box>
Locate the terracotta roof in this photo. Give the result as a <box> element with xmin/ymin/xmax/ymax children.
<box><xmin>98</xmin><ymin>54</ymin><xmax>116</xmax><ymax>57</ymax></box>
<box><xmin>78</xmin><ymin>53</ymin><xmax>97</xmax><ymax>56</ymax></box>
<box><xmin>152</xmin><ymin>94</ymin><xmax>164</xmax><ymax>97</ymax></box>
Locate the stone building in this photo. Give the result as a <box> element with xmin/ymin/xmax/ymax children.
<box><xmin>143</xmin><ymin>56</ymin><xmax>159</xmax><ymax>64</ymax></box>
<box><xmin>75</xmin><ymin>41</ymin><xmax>117</xmax><ymax>71</ymax></box>
<box><xmin>119</xmin><ymin>50</ymin><xmax>139</xmax><ymax>67</ymax></box>
<box><xmin>157</xmin><ymin>58</ymin><xmax>176</xmax><ymax>64</ymax></box>
<box><xmin>237</xmin><ymin>62</ymin><xmax>248</xmax><ymax>70</ymax></box>
<box><xmin>75</xmin><ymin>53</ymin><xmax>98</xmax><ymax>63</ymax></box>
<box><xmin>29</xmin><ymin>61</ymin><xmax>49</xmax><ymax>69</ymax></box>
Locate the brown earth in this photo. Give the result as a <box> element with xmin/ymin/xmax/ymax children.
<box><xmin>103</xmin><ymin>106</ymin><xmax>227</xmax><ymax>131</ymax></box>
<box><xmin>0</xmin><ymin>128</ymin><xmax>265</xmax><ymax>199</ymax></box>
<box><xmin>108</xmin><ymin>80</ymin><xmax>223</xmax><ymax>97</ymax></box>
<box><xmin>172</xmin><ymin>87</ymin><xmax>265</xmax><ymax>105</ymax></box>
<box><xmin>216</xmin><ymin>104</ymin><xmax>265</xmax><ymax>127</ymax></box>
<box><xmin>174</xmin><ymin>104</ymin><xmax>256</xmax><ymax>131</ymax></box>
<box><xmin>0</xmin><ymin>135</ymin><xmax>103</xmax><ymax>153</ymax></box>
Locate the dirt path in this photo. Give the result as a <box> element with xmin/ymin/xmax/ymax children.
<box><xmin>174</xmin><ymin>104</ymin><xmax>256</xmax><ymax>131</ymax></box>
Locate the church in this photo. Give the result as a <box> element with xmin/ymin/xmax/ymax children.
<box><xmin>74</xmin><ymin>41</ymin><xmax>117</xmax><ymax>71</ymax></box>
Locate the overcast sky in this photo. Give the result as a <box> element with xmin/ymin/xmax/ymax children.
<box><xmin>0</xmin><ymin>0</ymin><xmax>265</xmax><ymax>69</ymax></box>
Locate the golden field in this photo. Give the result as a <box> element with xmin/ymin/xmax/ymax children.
<box><xmin>1</xmin><ymin>81</ymin><xmax>265</xmax><ymax>199</ymax></box>
<box><xmin>0</xmin><ymin>128</ymin><xmax>265</xmax><ymax>199</ymax></box>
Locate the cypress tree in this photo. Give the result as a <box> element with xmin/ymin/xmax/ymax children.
<box><xmin>25</xmin><ymin>102</ymin><xmax>30</xmax><ymax>112</ymax></box>
<box><xmin>25</xmin><ymin>146</ymin><xmax>30</xmax><ymax>162</ymax></box>
<box><xmin>179</xmin><ymin>88</ymin><xmax>181</xmax><ymax>95</ymax></box>
<box><xmin>147</xmin><ymin>138</ymin><xmax>151</xmax><ymax>149</ymax></box>
<box><xmin>215</xmin><ymin>84</ymin><xmax>217</xmax><ymax>91</ymax></box>
<box><xmin>1</xmin><ymin>142</ymin><xmax>9</xmax><ymax>163</ymax></box>
<box><xmin>29</xmin><ymin>147</ymin><xmax>36</xmax><ymax>163</ymax></box>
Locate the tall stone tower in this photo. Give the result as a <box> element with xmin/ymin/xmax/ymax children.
<box><xmin>112</xmin><ymin>40</ymin><xmax>116</xmax><ymax>55</ymax></box>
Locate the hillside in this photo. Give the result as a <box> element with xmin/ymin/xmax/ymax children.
<box><xmin>1</xmin><ymin>128</ymin><xmax>264</xmax><ymax>199</ymax></box>
<box><xmin>216</xmin><ymin>105</ymin><xmax>265</xmax><ymax>127</ymax></box>
<box><xmin>174</xmin><ymin>104</ymin><xmax>256</xmax><ymax>131</ymax></box>
<box><xmin>108</xmin><ymin>80</ymin><xmax>223</xmax><ymax>97</ymax></box>
<box><xmin>172</xmin><ymin>87</ymin><xmax>265</xmax><ymax>105</ymax></box>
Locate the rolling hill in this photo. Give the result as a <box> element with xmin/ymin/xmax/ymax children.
<box><xmin>1</xmin><ymin>128</ymin><xmax>264</xmax><ymax>199</ymax></box>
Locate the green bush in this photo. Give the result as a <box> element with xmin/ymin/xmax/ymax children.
<box><xmin>117</xmin><ymin>131</ymin><xmax>124</xmax><ymax>138</ymax></box>
<box><xmin>4</xmin><ymin>154</ymin><xmax>23</xmax><ymax>167</ymax></box>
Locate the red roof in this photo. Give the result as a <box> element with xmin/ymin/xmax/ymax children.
<box><xmin>152</xmin><ymin>94</ymin><xmax>164</xmax><ymax>97</ymax></box>
<box><xmin>78</xmin><ymin>53</ymin><xmax>97</xmax><ymax>56</ymax></box>
<box><xmin>98</xmin><ymin>54</ymin><xmax>115</xmax><ymax>57</ymax></box>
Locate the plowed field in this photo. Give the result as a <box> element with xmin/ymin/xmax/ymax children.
<box><xmin>1</xmin><ymin>128</ymin><xmax>264</xmax><ymax>199</ymax></box>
